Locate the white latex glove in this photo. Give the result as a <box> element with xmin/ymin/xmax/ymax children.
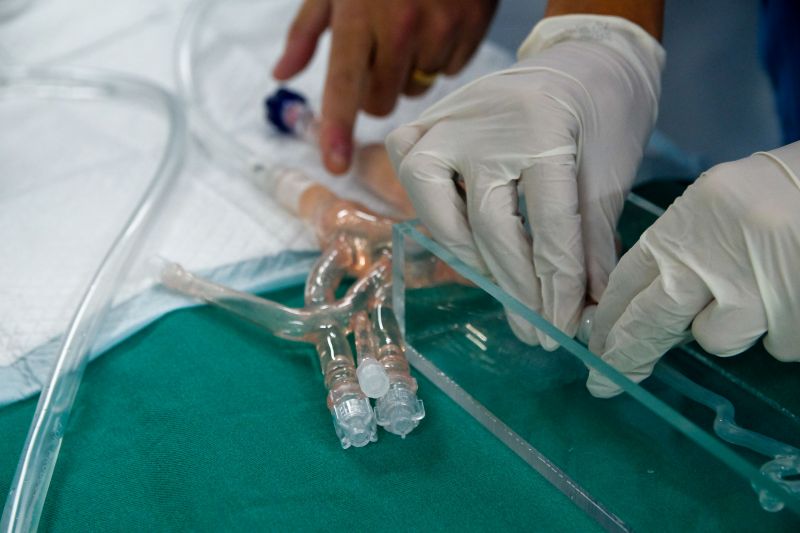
<box><xmin>386</xmin><ymin>15</ymin><xmax>664</xmax><ymax>349</ymax></box>
<box><xmin>587</xmin><ymin>142</ymin><xmax>800</xmax><ymax>398</ymax></box>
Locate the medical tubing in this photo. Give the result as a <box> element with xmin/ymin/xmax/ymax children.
<box><xmin>162</xmin><ymin>254</ymin><xmax>386</xmax><ymax>448</ymax></box>
<box><xmin>304</xmin><ymin>236</ymin><xmax>351</xmax><ymax>307</ymax></box>
<box><xmin>176</xmin><ymin>0</ymin><xmax>279</xmax><ymax>188</ymax></box>
<box><xmin>654</xmin><ymin>365</ymin><xmax>799</xmax><ymax>458</ymax></box>
<box><xmin>315</xmin><ymin>326</ymin><xmax>377</xmax><ymax>448</ymax></box>
<box><xmin>162</xmin><ymin>262</ymin><xmax>313</xmax><ymax>339</ymax></box>
<box><xmin>303</xmin><ymin>243</ymin><xmax>380</xmax><ymax>445</ymax></box>
<box><xmin>316</xmin><ymin>327</ymin><xmax>359</xmax><ymax>404</ymax></box>
<box><xmin>0</xmin><ymin>67</ymin><xmax>187</xmax><ymax>533</ymax></box>
<box><xmin>352</xmin><ymin>312</ymin><xmax>390</xmax><ymax>399</ymax></box>
<box><xmin>654</xmin><ymin>364</ymin><xmax>800</xmax><ymax>511</ymax></box>
<box><xmin>163</xmin><ymin>261</ymin><xmax>357</xmax><ymax>340</ymax></box>
<box><xmin>304</xmin><ymin>237</ymin><xmax>388</xmax><ymax>401</ymax></box>
<box><xmin>161</xmin><ymin>254</ymin><xmax>391</xmax><ymax>338</ymax></box>
<box><xmin>264</xmin><ymin>84</ymin><xmax>416</xmax><ymax>220</ymax></box>
<box><xmin>371</xmin><ymin>304</ymin><xmax>416</xmax><ymax>391</ymax></box>
<box><xmin>352</xmin><ymin>312</ymin><xmax>376</xmax><ymax>362</ymax></box>
<box><xmin>371</xmin><ymin>303</ymin><xmax>425</xmax><ymax>437</ymax></box>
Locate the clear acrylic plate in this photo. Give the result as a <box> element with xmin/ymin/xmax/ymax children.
<box><xmin>392</xmin><ymin>199</ymin><xmax>800</xmax><ymax>531</ymax></box>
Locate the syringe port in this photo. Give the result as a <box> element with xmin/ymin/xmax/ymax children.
<box><xmin>375</xmin><ymin>382</ymin><xmax>425</xmax><ymax>438</ymax></box>
<box><xmin>331</xmin><ymin>396</ymin><xmax>378</xmax><ymax>449</ymax></box>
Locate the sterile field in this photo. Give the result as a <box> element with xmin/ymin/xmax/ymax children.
<box><xmin>1</xmin><ymin>0</ymin><xmax>798</xmax><ymax>531</ymax></box>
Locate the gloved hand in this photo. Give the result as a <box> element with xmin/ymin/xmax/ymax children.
<box><xmin>386</xmin><ymin>15</ymin><xmax>664</xmax><ymax>348</ymax></box>
<box><xmin>587</xmin><ymin>142</ymin><xmax>800</xmax><ymax>398</ymax></box>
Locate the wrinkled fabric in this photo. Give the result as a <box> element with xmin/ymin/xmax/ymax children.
<box><xmin>0</xmin><ymin>0</ymin><xmax>514</xmax><ymax>404</ymax></box>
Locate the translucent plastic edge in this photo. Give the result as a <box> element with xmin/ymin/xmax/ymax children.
<box><xmin>392</xmin><ymin>221</ymin><xmax>800</xmax><ymax>518</ymax></box>
<box><xmin>0</xmin><ymin>66</ymin><xmax>188</xmax><ymax>533</ymax></box>
<box><xmin>392</xmin><ymin>226</ymin><xmax>628</xmax><ymax>532</ymax></box>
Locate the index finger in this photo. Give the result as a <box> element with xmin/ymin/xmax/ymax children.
<box><xmin>320</xmin><ymin>0</ymin><xmax>373</xmax><ymax>174</ymax></box>
<box><xmin>273</xmin><ymin>0</ymin><xmax>332</xmax><ymax>80</ymax></box>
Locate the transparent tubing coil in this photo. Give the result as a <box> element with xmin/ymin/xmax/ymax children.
<box><xmin>0</xmin><ymin>67</ymin><xmax>188</xmax><ymax>533</ymax></box>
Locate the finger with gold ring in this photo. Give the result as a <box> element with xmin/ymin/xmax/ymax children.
<box><xmin>411</xmin><ymin>68</ymin><xmax>438</xmax><ymax>87</ymax></box>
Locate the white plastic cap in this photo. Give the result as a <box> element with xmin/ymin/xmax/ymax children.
<box><xmin>356</xmin><ymin>359</ymin><xmax>390</xmax><ymax>399</ymax></box>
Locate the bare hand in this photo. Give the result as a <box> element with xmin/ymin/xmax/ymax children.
<box><xmin>273</xmin><ymin>0</ymin><xmax>499</xmax><ymax>174</ymax></box>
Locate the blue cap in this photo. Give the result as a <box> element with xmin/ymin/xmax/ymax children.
<box><xmin>265</xmin><ymin>87</ymin><xmax>307</xmax><ymax>134</ymax></box>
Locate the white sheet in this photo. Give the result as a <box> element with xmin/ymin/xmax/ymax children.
<box><xmin>0</xmin><ymin>0</ymin><xmax>514</xmax><ymax>404</ymax></box>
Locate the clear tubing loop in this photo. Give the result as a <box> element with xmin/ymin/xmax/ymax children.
<box><xmin>1</xmin><ymin>66</ymin><xmax>187</xmax><ymax>533</ymax></box>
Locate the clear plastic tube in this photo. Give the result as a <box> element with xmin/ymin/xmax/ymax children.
<box><xmin>653</xmin><ymin>364</ymin><xmax>800</xmax><ymax>512</ymax></box>
<box><xmin>316</xmin><ymin>325</ymin><xmax>378</xmax><ymax>448</ymax></box>
<box><xmin>352</xmin><ymin>312</ymin><xmax>390</xmax><ymax>399</ymax></box>
<box><xmin>160</xmin><ymin>250</ymin><xmax>432</xmax><ymax>446</ymax></box>
<box><xmin>303</xmin><ymin>242</ymin><xmax>379</xmax><ymax>447</ymax></box>
<box><xmin>161</xmin><ymin>254</ymin><xmax>390</xmax><ymax>448</ymax></box>
<box><xmin>160</xmin><ymin>256</ymin><xmax>391</xmax><ymax>342</ymax></box>
<box><xmin>291</xmin><ymin>180</ymin><xmax>395</xmax><ymax>250</ymax></box>
<box><xmin>304</xmin><ymin>235</ymin><xmax>352</xmax><ymax>306</ymax></box>
<box><xmin>1</xmin><ymin>67</ymin><xmax>187</xmax><ymax>533</ymax></box>
<box><xmin>370</xmin><ymin>303</ymin><xmax>425</xmax><ymax>438</ymax></box>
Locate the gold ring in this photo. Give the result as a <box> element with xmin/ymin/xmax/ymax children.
<box><xmin>411</xmin><ymin>68</ymin><xmax>438</xmax><ymax>86</ymax></box>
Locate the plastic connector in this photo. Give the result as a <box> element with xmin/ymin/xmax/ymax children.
<box><xmin>264</xmin><ymin>87</ymin><xmax>316</xmax><ymax>142</ymax></box>
<box><xmin>331</xmin><ymin>396</ymin><xmax>378</xmax><ymax>449</ymax></box>
<box><xmin>755</xmin><ymin>454</ymin><xmax>800</xmax><ymax>512</ymax></box>
<box><xmin>265</xmin><ymin>88</ymin><xmax>305</xmax><ymax>133</ymax></box>
<box><xmin>375</xmin><ymin>382</ymin><xmax>425</xmax><ymax>438</ymax></box>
